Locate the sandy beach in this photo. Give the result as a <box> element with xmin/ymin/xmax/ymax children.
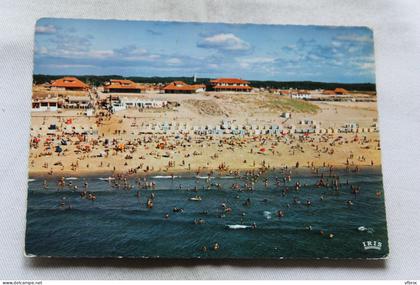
<box><xmin>28</xmin><ymin>91</ymin><xmax>381</xmax><ymax>177</ymax></box>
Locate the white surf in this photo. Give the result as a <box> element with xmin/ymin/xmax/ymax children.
<box><xmin>225</xmin><ymin>225</ymin><xmax>251</xmax><ymax>230</ymax></box>
<box><xmin>98</xmin><ymin>177</ymin><xmax>115</xmax><ymax>181</ymax></box>
<box><xmin>65</xmin><ymin>177</ymin><xmax>78</xmax><ymax>180</ymax></box>
<box><xmin>152</xmin><ymin>175</ymin><xmax>179</xmax><ymax>179</ymax></box>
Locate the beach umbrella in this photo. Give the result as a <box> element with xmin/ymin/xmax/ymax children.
<box><xmin>259</xmin><ymin>147</ymin><xmax>266</xmax><ymax>152</ymax></box>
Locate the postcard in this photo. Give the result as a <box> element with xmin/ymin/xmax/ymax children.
<box><xmin>26</xmin><ymin>18</ymin><xmax>388</xmax><ymax>259</ymax></box>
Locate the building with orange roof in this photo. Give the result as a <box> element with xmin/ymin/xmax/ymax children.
<box><xmin>50</xmin><ymin>77</ymin><xmax>89</xmax><ymax>91</ymax></box>
<box><xmin>103</xmin><ymin>79</ymin><xmax>148</xmax><ymax>93</ymax></box>
<box><xmin>209</xmin><ymin>78</ymin><xmax>252</xmax><ymax>92</ymax></box>
<box><xmin>279</xmin><ymin>90</ymin><xmax>291</xmax><ymax>96</ymax></box>
<box><xmin>334</xmin><ymin>88</ymin><xmax>349</xmax><ymax>95</ymax></box>
<box><xmin>162</xmin><ymin>81</ymin><xmax>206</xmax><ymax>94</ymax></box>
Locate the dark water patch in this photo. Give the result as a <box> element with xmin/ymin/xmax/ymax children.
<box><xmin>26</xmin><ymin>169</ymin><xmax>388</xmax><ymax>259</ymax></box>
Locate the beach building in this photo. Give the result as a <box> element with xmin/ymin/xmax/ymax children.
<box><xmin>209</xmin><ymin>78</ymin><xmax>252</xmax><ymax>92</ymax></box>
<box><xmin>103</xmin><ymin>79</ymin><xmax>147</xmax><ymax>93</ymax></box>
<box><xmin>111</xmin><ymin>97</ymin><xmax>168</xmax><ymax>112</ymax></box>
<box><xmin>50</xmin><ymin>77</ymin><xmax>89</xmax><ymax>91</ymax></box>
<box><xmin>65</xmin><ymin>96</ymin><xmax>92</xmax><ymax>109</ymax></box>
<box><xmin>334</xmin><ymin>88</ymin><xmax>349</xmax><ymax>95</ymax></box>
<box><xmin>32</xmin><ymin>97</ymin><xmax>64</xmax><ymax>112</ymax></box>
<box><xmin>322</xmin><ymin>88</ymin><xmax>350</xmax><ymax>95</ymax></box>
<box><xmin>300</xmin><ymin>119</ymin><xmax>316</xmax><ymax>125</ymax></box>
<box><xmin>162</xmin><ymin>81</ymin><xmax>206</xmax><ymax>94</ymax></box>
<box><xmin>84</xmin><ymin>109</ymin><xmax>94</xmax><ymax>116</ymax></box>
<box><xmin>295</xmin><ymin>127</ymin><xmax>317</xmax><ymax>134</ymax></box>
<box><xmin>338</xmin><ymin>122</ymin><xmax>359</xmax><ymax>133</ymax></box>
<box><xmin>290</xmin><ymin>90</ymin><xmax>311</xmax><ymax>99</ymax></box>
<box><xmin>281</xmin><ymin>112</ymin><xmax>291</xmax><ymax>119</ymax></box>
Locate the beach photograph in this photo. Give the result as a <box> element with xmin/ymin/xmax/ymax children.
<box><xmin>26</xmin><ymin>18</ymin><xmax>388</xmax><ymax>259</ymax></box>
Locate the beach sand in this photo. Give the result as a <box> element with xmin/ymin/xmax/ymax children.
<box><xmin>28</xmin><ymin>92</ymin><xmax>381</xmax><ymax>177</ymax></box>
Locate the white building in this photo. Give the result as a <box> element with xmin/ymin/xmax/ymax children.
<box><xmin>65</xmin><ymin>96</ymin><xmax>91</xmax><ymax>109</ymax></box>
<box><xmin>300</xmin><ymin>119</ymin><xmax>316</xmax><ymax>125</ymax></box>
<box><xmin>281</xmin><ymin>112</ymin><xmax>291</xmax><ymax>119</ymax></box>
<box><xmin>290</xmin><ymin>90</ymin><xmax>312</xmax><ymax>99</ymax></box>
<box><xmin>32</xmin><ymin>98</ymin><xmax>63</xmax><ymax>112</ymax></box>
<box><xmin>111</xmin><ymin>97</ymin><xmax>168</xmax><ymax>113</ymax></box>
<box><xmin>291</xmin><ymin>93</ymin><xmax>312</xmax><ymax>99</ymax></box>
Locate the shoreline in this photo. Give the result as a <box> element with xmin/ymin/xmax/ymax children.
<box><xmin>28</xmin><ymin>164</ymin><xmax>383</xmax><ymax>179</ymax></box>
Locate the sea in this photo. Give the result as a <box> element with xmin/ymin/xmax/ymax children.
<box><xmin>25</xmin><ymin>167</ymin><xmax>389</xmax><ymax>259</ymax></box>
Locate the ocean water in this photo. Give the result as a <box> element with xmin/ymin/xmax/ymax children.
<box><xmin>25</xmin><ymin>168</ymin><xmax>388</xmax><ymax>259</ymax></box>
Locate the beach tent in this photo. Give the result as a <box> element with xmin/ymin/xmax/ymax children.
<box><xmin>118</xmin><ymin>143</ymin><xmax>125</xmax><ymax>151</ymax></box>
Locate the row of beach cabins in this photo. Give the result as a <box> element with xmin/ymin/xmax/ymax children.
<box><xmin>31</xmin><ymin>118</ymin><xmax>379</xmax><ymax>138</ymax></box>
<box><xmin>129</xmin><ymin>121</ymin><xmax>378</xmax><ymax>136</ymax></box>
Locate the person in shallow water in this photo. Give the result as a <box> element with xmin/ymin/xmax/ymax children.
<box><xmin>243</xmin><ymin>198</ymin><xmax>251</xmax><ymax>207</ymax></box>
<box><xmin>213</xmin><ymin>243</ymin><xmax>220</xmax><ymax>251</ymax></box>
<box><xmin>276</xmin><ymin>210</ymin><xmax>284</xmax><ymax>218</ymax></box>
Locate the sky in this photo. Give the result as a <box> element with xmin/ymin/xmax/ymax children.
<box><xmin>34</xmin><ymin>18</ymin><xmax>376</xmax><ymax>83</ymax></box>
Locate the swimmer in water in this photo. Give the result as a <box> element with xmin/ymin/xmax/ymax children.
<box><xmin>213</xmin><ymin>243</ymin><xmax>220</xmax><ymax>251</ymax></box>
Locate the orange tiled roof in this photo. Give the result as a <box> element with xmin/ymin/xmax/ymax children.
<box><xmin>51</xmin><ymin>77</ymin><xmax>89</xmax><ymax>89</ymax></box>
<box><xmin>163</xmin><ymin>81</ymin><xmax>205</xmax><ymax>91</ymax></box>
<box><xmin>334</xmin><ymin>88</ymin><xmax>349</xmax><ymax>94</ymax></box>
<box><xmin>110</xmin><ymin>79</ymin><xmax>134</xmax><ymax>84</ymax></box>
<box><xmin>104</xmin><ymin>79</ymin><xmax>147</xmax><ymax>90</ymax></box>
<box><xmin>213</xmin><ymin>85</ymin><xmax>252</xmax><ymax>90</ymax></box>
<box><xmin>210</xmin><ymin>78</ymin><xmax>249</xmax><ymax>84</ymax></box>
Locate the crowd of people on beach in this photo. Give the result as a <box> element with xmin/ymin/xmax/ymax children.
<box><xmin>29</xmin><ymin>113</ymin><xmax>381</xmax><ymax>178</ymax></box>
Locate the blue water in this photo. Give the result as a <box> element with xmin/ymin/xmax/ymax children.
<box><xmin>25</xmin><ymin>167</ymin><xmax>388</xmax><ymax>259</ymax></box>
